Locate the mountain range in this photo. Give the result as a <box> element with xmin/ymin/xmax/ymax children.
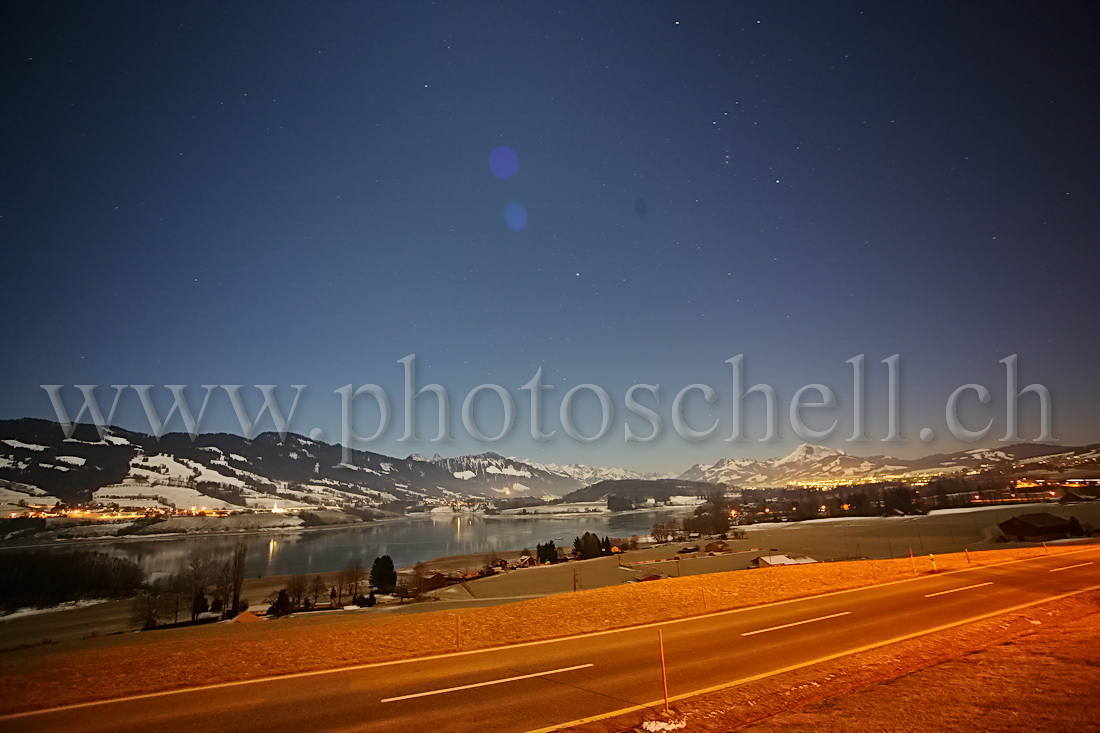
<box><xmin>0</xmin><ymin>418</ymin><xmax>1096</xmax><ymax>511</ymax></box>
<box><xmin>680</xmin><ymin>441</ymin><xmax>1099</xmax><ymax>487</ymax></box>
<box><xmin>0</xmin><ymin>419</ymin><xmax>655</xmax><ymax>509</ymax></box>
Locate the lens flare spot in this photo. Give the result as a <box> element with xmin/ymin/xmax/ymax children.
<box><xmin>505</xmin><ymin>201</ymin><xmax>528</xmax><ymax>231</ymax></box>
<box><xmin>489</xmin><ymin>146</ymin><xmax>519</xmax><ymax>179</ymax></box>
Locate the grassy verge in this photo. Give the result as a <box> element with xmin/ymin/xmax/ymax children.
<box><xmin>0</xmin><ymin>543</ymin><xmax>1092</xmax><ymax>715</ymax></box>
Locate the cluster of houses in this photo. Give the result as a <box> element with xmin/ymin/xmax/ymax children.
<box><xmin>409</xmin><ymin>553</ymin><xmax>547</xmax><ymax>592</ymax></box>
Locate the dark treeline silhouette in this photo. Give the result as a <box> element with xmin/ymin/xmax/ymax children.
<box><xmin>0</xmin><ymin>550</ymin><xmax>145</xmax><ymax>612</ymax></box>
<box><xmin>535</xmin><ymin>541</ymin><xmax>557</xmax><ymax>564</ymax></box>
<box><xmin>265</xmin><ymin>554</ymin><xmax>396</xmax><ymax>617</ymax></box>
<box><xmin>572</xmin><ymin>532</ymin><xmax>612</xmax><ymax>559</ymax></box>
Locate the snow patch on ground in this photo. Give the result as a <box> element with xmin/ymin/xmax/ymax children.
<box><xmin>129</xmin><ymin>454</ymin><xmax>248</xmax><ymax>489</ymax></box>
<box><xmin>0</xmin><ymin>599</ymin><xmax>111</xmax><ymax>621</ymax></box>
<box><xmin>139</xmin><ymin>514</ymin><xmax>303</xmax><ymax>534</ymax></box>
<box><xmin>2</xmin><ymin>439</ymin><xmax>47</xmax><ymax>451</ymax></box>
<box><xmin>0</xmin><ymin>486</ymin><xmax>59</xmax><ymax>505</ymax></box>
<box><xmin>791</xmin><ymin>515</ymin><xmax>897</xmax><ymax>524</ymax></box>
<box><xmin>928</xmin><ymin>503</ymin><xmax>1053</xmax><ymax>516</ymax></box>
<box><xmin>486</xmin><ymin>465</ymin><xmax>531</xmax><ymax>477</ymax></box>
<box><xmin>93</xmin><ymin>484</ymin><xmax>237</xmax><ymax>509</ymax></box>
<box><xmin>55</xmin><ymin>455</ymin><xmax>87</xmax><ymax>466</ymax></box>
<box><xmin>501</xmin><ymin>501</ymin><xmax>608</xmax><ymax>515</ymax></box>
<box><xmin>667</xmin><ymin>495</ymin><xmax>704</xmax><ymax>506</ymax></box>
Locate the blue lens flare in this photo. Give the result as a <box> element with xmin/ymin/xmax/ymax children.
<box><xmin>489</xmin><ymin>146</ymin><xmax>519</xmax><ymax>179</ymax></box>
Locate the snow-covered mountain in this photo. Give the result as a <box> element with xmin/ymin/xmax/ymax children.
<box><xmin>412</xmin><ymin>452</ymin><xmax>668</xmax><ymax>498</ymax></box>
<box><xmin>679</xmin><ymin>442</ymin><xmax>1100</xmax><ymax>487</ymax></box>
<box><xmin>516</xmin><ymin>459</ymin><xmax>671</xmax><ymax>486</ymax></box>
<box><xmin>416</xmin><ymin>452</ymin><xmax>580</xmax><ymax>498</ymax></box>
<box><xmin>0</xmin><ymin>418</ymin><xmax>487</xmax><ymax>509</ymax></box>
<box><xmin>680</xmin><ymin>444</ymin><xmax>898</xmax><ymax>486</ymax></box>
<box><xmin>2</xmin><ymin>419</ymin><xmax>1097</xmax><ymax>510</ymax></box>
<box><xmin>0</xmin><ymin>419</ymin><xmax>656</xmax><ymax>509</ymax></box>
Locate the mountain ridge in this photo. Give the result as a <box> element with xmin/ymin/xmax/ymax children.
<box><xmin>1</xmin><ymin>419</ymin><xmax>1096</xmax><ymax>510</ymax></box>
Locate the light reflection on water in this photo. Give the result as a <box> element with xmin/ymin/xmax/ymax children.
<box><xmin>19</xmin><ymin>509</ymin><xmax>692</xmax><ymax>579</ymax></box>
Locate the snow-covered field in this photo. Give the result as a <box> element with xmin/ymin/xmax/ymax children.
<box><xmin>129</xmin><ymin>454</ymin><xmax>248</xmax><ymax>489</ymax></box>
<box><xmin>0</xmin><ymin>599</ymin><xmax>110</xmax><ymax>621</ymax></box>
<box><xmin>927</xmin><ymin>503</ymin><xmax>1053</xmax><ymax>516</ymax></box>
<box><xmin>0</xmin><ymin>486</ymin><xmax>59</xmax><ymax>505</ymax></box>
<box><xmin>236</xmin><ymin>490</ymin><xmax>313</xmax><ymax>511</ymax></box>
<box><xmin>134</xmin><ymin>514</ymin><xmax>303</xmax><ymax>534</ymax></box>
<box><xmin>501</xmin><ymin>501</ymin><xmax>610</xmax><ymax>516</ymax></box>
<box><xmin>1</xmin><ymin>439</ymin><xmax>47</xmax><ymax>451</ymax></box>
<box><xmin>92</xmin><ymin>484</ymin><xmax>236</xmax><ymax>510</ymax></box>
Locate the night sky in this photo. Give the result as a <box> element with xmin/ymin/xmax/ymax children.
<box><xmin>3</xmin><ymin>2</ymin><xmax>1097</xmax><ymax>472</ymax></box>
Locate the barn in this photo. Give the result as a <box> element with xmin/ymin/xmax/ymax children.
<box><xmin>996</xmin><ymin>513</ymin><xmax>1073</xmax><ymax>542</ymax></box>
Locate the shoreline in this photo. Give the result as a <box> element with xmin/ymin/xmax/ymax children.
<box><xmin>0</xmin><ymin>514</ymin><xmax>413</xmax><ymax>551</ymax></box>
<box><xmin>0</xmin><ymin>504</ymin><xmax>696</xmax><ymax>551</ymax></box>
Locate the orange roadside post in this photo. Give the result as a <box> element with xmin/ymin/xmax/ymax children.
<box><xmin>658</xmin><ymin>629</ymin><xmax>670</xmax><ymax>713</ymax></box>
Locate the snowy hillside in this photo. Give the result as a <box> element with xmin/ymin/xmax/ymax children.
<box><xmin>677</xmin><ymin>441</ymin><xmax>1099</xmax><ymax>487</ymax></box>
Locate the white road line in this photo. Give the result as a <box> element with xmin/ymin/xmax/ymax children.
<box><xmin>925</xmin><ymin>581</ymin><xmax>993</xmax><ymax>598</ymax></box>
<box><xmin>380</xmin><ymin>663</ymin><xmax>594</xmax><ymax>703</ymax></box>
<box><xmin>740</xmin><ymin>611</ymin><xmax>851</xmax><ymax>637</ymax></box>
<box><xmin>1049</xmin><ymin>562</ymin><xmax>1094</xmax><ymax>573</ymax></box>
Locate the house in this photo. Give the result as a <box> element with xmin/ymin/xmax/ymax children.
<box><xmin>704</xmin><ymin>540</ymin><xmax>730</xmax><ymax>553</ymax></box>
<box><xmin>231</xmin><ymin>611</ymin><xmax>262</xmax><ymax>623</ymax></box>
<box><xmin>1059</xmin><ymin>490</ymin><xmax>1097</xmax><ymax>504</ymax></box>
<box><xmin>750</xmin><ymin>554</ymin><xmax>818</xmax><ymax>568</ymax></box>
<box><xmin>514</xmin><ymin>555</ymin><xmax>538</xmax><ymax>568</ymax></box>
<box><xmin>420</xmin><ymin>572</ymin><xmax>464</xmax><ymax>591</ymax></box>
<box><xmin>997</xmin><ymin>512</ymin><xmax>1074</xmax><ymax>542</ymax></box>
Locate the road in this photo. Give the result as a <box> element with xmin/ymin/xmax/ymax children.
<box><xmin>6</xmin><ymin>546</ymin><xmax>1098</xmax><ymax>733</ymax></box>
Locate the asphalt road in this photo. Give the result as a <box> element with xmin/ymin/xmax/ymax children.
<box><xmin>7</xmin><ymin>546</ymin><xmax>1099</xmax><ymax>733</ymax></box>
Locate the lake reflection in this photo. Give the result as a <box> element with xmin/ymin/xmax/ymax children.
<box><xmin>25</xmin><ymin>509</ymin><xmax>693</xmax><ymax>579</ymax></box>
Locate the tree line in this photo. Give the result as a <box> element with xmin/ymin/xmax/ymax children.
<box><xmin>131</xmin><ymin>542</ymin><xmax>248</xmax><ymax>629</ymax></box>
<box><xmin>268</xmin><ymin>555</ymin><xmax>401</xmax><ymax>617</ymax></box>
<box><xmin>0</xmin><ymin>550</ymin><xmax>145</xmax><ymax>613</ymax></box>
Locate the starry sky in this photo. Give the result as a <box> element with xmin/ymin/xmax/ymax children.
<box><xmin>2</xmin><ymin>2</ymin><xmax>1098</xmax><ymax>472</ymax></box>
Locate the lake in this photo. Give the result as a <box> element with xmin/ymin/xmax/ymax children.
<box><xmin>14</xmin><ymin>509</ymin><xmax>694</xmax><ymax>580</ymax></box>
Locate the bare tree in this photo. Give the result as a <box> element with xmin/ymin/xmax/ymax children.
<box><xmin>309</xmin><ymin>575</ymin><xmax>328</xmax><ymax>606</ymax></box>
<box><xmin>214</xmin><ymin>562</ymin><xmax>233</xmax><ymax>619</ymax></box>
<box><xmin>166</xmin><ymin>574</ymin><xmax>188</xmax><ymax>624</ymax></box>
<box><xmin>483</xmin><ymin>551</ymin><xmax>501</xmax><ymax>572</ymax></box>
<box><xmin>285</xmin><ymin>574</ymin><xmax>309</xmax><ymax>609</ymax></box>
<box><xmin>394</xmin><ymin>577</ymin><xmax>415</xmax><ymax>604</ymax></box>
<box><xmin>130</xmin><ymin>580</ymin><xmax>172</xmax><ymax>630</ymax></box>
<box><xmin>410</xmin><ymin>561</ymin><xmax>429</xmax><ymax>595</ymax></box>
<box><xmin>229</xmin><ymin>542</ymin><xmax>247</xmax><ymax>616</ymax></box>
<box><xmin>343</xmin><ymin>559</ymin><xmax>366</xmax><ymax>602</ymax></box>
<box><xmin>333</xmin><ymin>571</ymin><xmax>347</xmax><ymax>606</ymax></box>
<box><xmin>184</xmin><ymin>555</ymin><xmax>215</xmax><ymax>621</ymax></box>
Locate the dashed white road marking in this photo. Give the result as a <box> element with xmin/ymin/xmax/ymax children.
<box><xmin>1049</xmin><ymin>562</ymin><xmax>1093</xmax><ymax>573</ymax></box>
<box><xmin>381</xmin><ymin>663</ymin><xmax>594</xmax><ymax>703</ymax></box>
<box><xmin>740</xmin><ymin>611</ymin><xmax>851</xmax><ymax>636</ymax></box>
<box><xmin>925</xmin><ymin>582</ymin><xmax>993</xmax><ymax>598</ymax></box>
